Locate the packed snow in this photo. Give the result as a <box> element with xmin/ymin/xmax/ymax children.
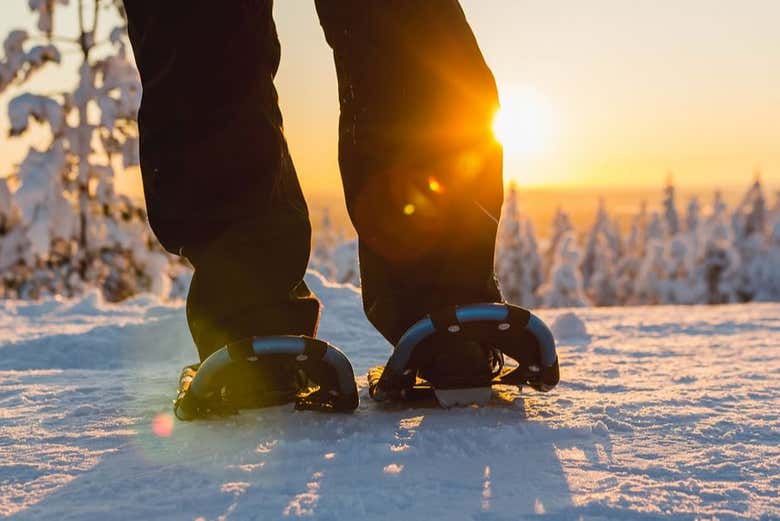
<box><xmin>1</xmin><ymin>271</ymin><xmax>778</xmax><ymax>520</ymax></box>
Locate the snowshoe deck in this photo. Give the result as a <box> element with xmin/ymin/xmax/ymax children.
<box><xmin>368</xmin><ymin>365</ymin><xmax>522</xmax><ymax>407</ymax></box>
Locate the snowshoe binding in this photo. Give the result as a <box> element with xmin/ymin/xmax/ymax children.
<box><xmin>174</xmin><ymin>336</ymin><xmax>359</xmax><ymax>420</ymax></box>
<box><xmin>368</xmin><ymin>303</ymin><xmax>560</xmax><ymax>407</ymax></box>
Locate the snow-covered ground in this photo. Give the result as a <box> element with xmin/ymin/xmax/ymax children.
<box><xmin>1</xmin><ymin>271</ymin><xmax>778</xmax><ymax>521</ymax></box>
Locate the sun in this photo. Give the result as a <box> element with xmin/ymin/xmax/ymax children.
<box><xmin>492</xmin><ymin>87</ymin><xmax>554</xmax><ymax>158</ymax></box>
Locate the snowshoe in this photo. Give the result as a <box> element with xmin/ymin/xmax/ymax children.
<box><xmin>174</xmin><ymin>336</ymin><xmax>359</xmax><ymax>420</ymax></box>
<box><xmin>368</xmin><ymin>303</ymin><xmax>559</xmax><ymax>407</ymax></box>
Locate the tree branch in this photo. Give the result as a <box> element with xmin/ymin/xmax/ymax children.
<box><xmin>92</xmin><ymin>0</ymin><xmax>102</xmax><ymax>37</ymax></box>
<box><xmin>77</xmin><ymin>0</ymin><xmax>86</xmax><ymax>35</ymax></box>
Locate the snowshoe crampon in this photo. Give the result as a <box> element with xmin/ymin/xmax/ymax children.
<box><xmin>368</xmin><ymin>303</ymin><xmax>559</xmax><ymax>407</ymax></box>
<box><xmin>174</xmin><ymin>336</ymin><xmax>359</xmax><ymax>420</ymax></box>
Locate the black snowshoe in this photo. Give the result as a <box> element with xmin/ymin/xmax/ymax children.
<box><xmin>368</xmin><ymin>303</ymin><xmax>559</xmax><ymax>407</ymax></box>
<box><xmin>174</xmin><ymin>336</ymin><xmax>359</xmax><ymax>420</ymax></box>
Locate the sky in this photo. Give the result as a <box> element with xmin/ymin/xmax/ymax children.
<box><xmin>1</xmin><ymin>0</ymin><xmax>778</xmax><ymax>203</ymax></box>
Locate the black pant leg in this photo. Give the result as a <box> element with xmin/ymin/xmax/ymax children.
<box><xmin>316</xmin><ymin>0</ymin><xmax>504</xmax><ymax>343</ymax></box>
<box><xmin>125</xmin><ymin>0</ymin><xmax>319</xmax><ymax>360</ymax></box>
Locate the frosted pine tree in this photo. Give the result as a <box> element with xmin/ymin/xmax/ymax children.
<box><xmin>686</xmin><ymin>197</ymin><xmax>701</xmax><ymax>233</ymax></box>
<box><xmin>544</xmin><ymin>207</ymin><xmax>573</xmax><ymax>278</ymax></box>
<box><xmin>737</xmin><ymin>233</ymin><xmax>767</xmax><ymax>302</ymax></box>
<box><xmin>615</xmin><ymin>254</ymin><xmax>641</xmax><ymax>305</ymax></box>
<box><xmin>310</xmin><ymin>208</ymin><xmax>339</xmax><ymax>279</ymax></box>
<box><xmin>332</xmin><ymin>240</ymin><xmax>360</xmax><ymax>286</ymax></box>
<box><xmin>770</xmin><ymin>191</ymin><xmax>780</xmax><ymax>223</ymax></box>
<box><xmin>633</xmin><ymin>240</ymin><xmax>667</xmax><ymax>305</ymax></box>
<box><xmin>587</xmin><ymin>233</ymin><xmax>618</xmax><ymax>306</ymax></box>
<box><xmin>537</xmin><ymin>232</ymin><xmax>589</xmax><ymax>308</ymax></box>
<box><xmin>496</xmin><ymin>183</ymin><xmax>528</xmax><ymax>305</ymax></box>
<box><xmin>521</xmin><ymin>219</ymin><xmax>543</xmax><ymax>306</ymax></box>
<box><xmin>0</xmin><ymin>180</ymin><xmax>12</xmax><ymax>229</ymax></box>
<box><xmin>695</xmin><ymin>214</ymin><xmax>741</xmax><ymax>304</ymax></box>
<box><xmin>662</xmin><ymin>176</ymin><xmax>680</xmax><ymax>236</ymax></box>
<box><xmin>645</xmin><ymin>211</ymin><xmax>666</xmax><ymax>247</ymax></box>
<box><xmin>626</xmin><ymin>201</ymin><xmax>648</xmax><ymax>257</ymax></box>
<box><xmin>663</xmin><ymin>237</ymin><xmax>699</xmax><ymax>304</ymax></box>
<box><xmin>604</xmin><ymin>215</ymin><xmax>623</xmax><ymax>261</ymax></box>
<box><xmin>683</xmin><ymin>196</ymin><xmax>703</xmax><ymax>261</ymax></box>
<box><xmin>740</xmin><ymin>175</ymin><xmax>767</xmax><ymax>239</ymax></box>
<box><xmin>580</xmin><ymin>198</ymin><xmax>621</xmax><ymax>294</ymax></box>
<box><xmin>495</xmin><ymin>185</ymin><xmax>543</xmax><ymax>307</ymax></box>
<box><xmin>580</xmin><ymin>199</ymin><xmax>608</xmax><ymax>288</ymax></box>
<box><xmin>733</xmin><ymin>176</ymin><xmax>767</xmax><ymax>301</ymax></box>
<box><xmin>750</xmin><ymin>219</ymin><xmax>780</xmax><ymax>301</ymax></box>
<box><xmin>710</xmin><ymin>191</ymin><xmax>728</xmax><ymax>224</ymax></box>
<box><xmin>615</xmin><ymin>203</ymin><xmax>647</xmax><ymax>304</ymax></box>
<box><xmin>0</xmin><ymin>178</ymin><xmax>31</xmax><ymax>290</ymax></box>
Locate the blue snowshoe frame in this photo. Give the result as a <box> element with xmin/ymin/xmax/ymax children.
<box><xmin>369</xmin><ymin>303</ymin><xmax>559</xmax><ymax>402</ymax></box>
<box><xmin>174</xmin><ymin>336</ymin><xmax>359</xmax><ymax>420</ymax></box>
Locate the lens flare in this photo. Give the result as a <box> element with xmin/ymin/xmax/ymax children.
<box><xmin>403</xmin><ymin>203</ymin><xmax>416</xmax><ymax>216</ymax></box>
<box><xmin>152</xmin><ymin>412</ymin><xmax>174</xmax><ymax>437</ymax></box>
<box><xmin>457</xmin><ymin>151</ymin><xmax>483</xmax><ymax>179</ymax></box>
<box><xmin>427</xmin><ymin>177</ymin><xmax>444</xmax><ymax>194</ymax></box>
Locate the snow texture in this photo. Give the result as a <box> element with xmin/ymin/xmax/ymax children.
<box><xmin>1</xmin><ymin>271</ymin><xmax>778</xmax><ymax>520</ymax></box>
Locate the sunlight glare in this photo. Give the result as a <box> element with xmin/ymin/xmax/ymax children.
<box><xmin>492</xmin><ymin>87</ymin><xmax>554</xmax><ymax>158</ymax></box>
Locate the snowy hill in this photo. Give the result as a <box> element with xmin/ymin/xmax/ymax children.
<box><xmin>1</xmin><ymin>271</ymin><xmax>778</xmax><ymax>521</ymax></box>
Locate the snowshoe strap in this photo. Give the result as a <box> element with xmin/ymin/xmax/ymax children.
<box><xmin>429</xmin><ymin>306</ymin><xmax>462</xmax><ymax>335</ymax></box>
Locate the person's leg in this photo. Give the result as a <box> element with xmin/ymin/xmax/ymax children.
<box><xmin>125</xmin><ymin>0</ymin><xmax>319</xmax><ymax>360</ymax></box>
<box><xmin>316</xmin><ymin>0</ymin><xmax>503</xmax><ymax>344</ymax></box>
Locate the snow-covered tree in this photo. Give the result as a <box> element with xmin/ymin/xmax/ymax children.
<box><xmin>710</xmin><ymin>191</ymin><xmax>728</xmax><ymax>223</ymax></box>
<box><xmin>615</xmin><ymin>253</ymin><xmax>641</xmax><ymax>305</ymax></box>
<box><xmin>736</xmin><ymin>232</ymin><xmax>766</xmax><ymax>302</ymax></box>
<box><xmin>625</xmin><ymin>201</ymin><xmax>647</xmax><ymax>258</ymax></box>
<box><xmin>686</xmin><ymin>197</ymin><xmax>701</xmax><ymax>233</ymax></box>
<box><xmin>587</xmin><ymin>233</ymin><xmax>618</xmax><ymax>306</ymax></box>
<box><xmin>496</xmin><ymin>184</ymin><xmax>525</xmax><ymax>303</ymax></box>
<box><xmin>662</xmin><ymin>176</ymin><xmax>680</xmax><ymax>236</ymax></box>
<box><xmin>306</xmin><ymin>178</ymin><xmax>780</xmax><ymax>309</ymax></box>
<box><xmin>646</xmin><ymin>211</ymin><xmax>666</xmax><ymax>244</ymax></box>
<box><xmin>750</xmin><ymin>219</ymin><xmax>780</xmax><ymax>301</ymax></box>
<box><xmin>663</xmin><ymin>237</ymin><xmax>698</xmax><ymax>304</ymax></box>
<box><xmin>522</xmin><ymin>219</ymin><xmax>543</xmax><ymax>306</ymax></box>
<box><xmin>496</xmin><ymin>183</ymin><xmax>540</xmax><ymax>306</ymax></box>
<box><xmin>737</xmin><ymin>176</ymin><xmax>767</xmax><ymax>240</ymax></box>
<box><xmin>0</xmin><ymin>1</ymin><xmax>188</xmax><ymax>301</ymax></box>
<box><xmin>537</xmin><ymin>232</ymin><xmax>589</xmax><ymax>308</ymax></box>
<box><xmin>332</xmin><ymin>240</ymin><xmax>360</xmax><ymax>286</ymax></box>
<box><xmin>310</xmin><ymin>208</ymin><xmax>340</xmax><ymax>279</ymax></box>
<box><xmin>633</xmin><ymin>240</ymin><xmax>667</xmax><ymax>305</ymax></box>
<box><xmin>770</xmin><ymin>191</ymin><xmax>780</xmax><ymax>222</ymax></box>
<box><xmin>544</xmin><ymin>207</ymin><xmax>573</xmax><ymax>278</ymax></box>
<box><xmin>695</xmin><ymin>215</ymin><xmax>741</xmax><ymax>305</ymax></box>
<box><xmin>580</xmin><ymin>199</ymin><xmax>607</xmax><ymax>288</ymax></box>
<box><xmin>579</xmin><ymin>198</ymin><xmax>621</xmax><ymax>294</ymax></box>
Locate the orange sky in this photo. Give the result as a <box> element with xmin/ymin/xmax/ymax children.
<box><xmin>1</xmin><ymin>0</ymin><xmax>778</xmax><ymax>201</ymax></box>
